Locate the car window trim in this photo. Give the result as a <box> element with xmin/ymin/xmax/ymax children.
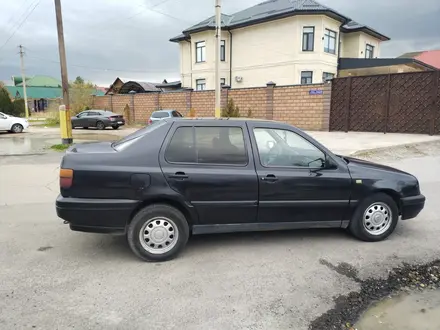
<box><xmin>164</xmin><ymin>125</ymin><xmax>250</xmax><ymax>167</ymax></box>
<box><xmin>252</xmin><ymin>126</ymin><xmax>331</xmax><ymax>170</ymax></box>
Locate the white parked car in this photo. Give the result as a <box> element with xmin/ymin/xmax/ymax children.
<box><xmin>0</xmin><ymin>112</ymin><xmax>29</xmax><ymax>133</ymax></box>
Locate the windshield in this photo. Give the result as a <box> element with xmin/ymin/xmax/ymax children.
<box><xmin>112</xmin><ymin>120</ymin><xmax>167</xmax><ymax>149</ymax></box>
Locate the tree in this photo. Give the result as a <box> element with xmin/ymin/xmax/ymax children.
<box><xmin>74</xmin><ymin>76</ymin><xmax>85</xmax><ymax>85</ymax></box>
<box><xmin>69</xmin><ymin>78</ymin><xmax>96</xmax><ymax>114</ymax></box>
<box><xmin>0</xmin><ymin>86</ymin><xmax>13</xmax><ymax>114</ymax></box>
<box><xmin>221</xmin><ymin>98</ymin><xmax>240</xmax><ymax>117</ymax></box>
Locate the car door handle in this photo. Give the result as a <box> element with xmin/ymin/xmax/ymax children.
<box><xmin>168</xmin><ymin>172</ymin><xmax>189</xmax><ymax>179</ymax></box>
<box><xmin>261</xmin><ymin>174</ymin><xmax>278</xmax><ymax>182</ymax></box>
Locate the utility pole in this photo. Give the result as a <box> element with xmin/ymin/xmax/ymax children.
<box><xmin>214</xmin><ymin>0</ymin><xmax>222</xmax><ymax>118</ymax></box>
<box><xmin>54</xmin><ymin>0</ymin><xmax>72</xmax><ymax>144</ymax></box>
<box><xmin>18</xmin><ymin>45</ymin><xmax>30</xmax><ymax>118</ymax></box>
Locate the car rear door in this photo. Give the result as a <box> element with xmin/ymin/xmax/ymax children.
<box><xmin>86</xmin><ymin>111</ymin><xmax>100</xmax><ymax>126</ymax></box>
<box><xmin>247</xmin><ymin>122</ymin><xmax>352</xmax><ymax>226</ymax></box>
<box><xmin>159</xmin><ymin>121</ymin><xmax>258</xmax><ymax>225</ymax></box>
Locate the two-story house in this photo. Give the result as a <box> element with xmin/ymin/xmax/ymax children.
<box><xmin>170</xmin><ymin>0</ymin><xmax>390</xmax><ymax>90</ymax></box>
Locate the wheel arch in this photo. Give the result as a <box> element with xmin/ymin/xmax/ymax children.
<box><xmin>128</xmin><ymin>197</ymin><xmax>197</xmax><ymax>227</ymax></box>
<box><xmin>374</xmin><ymin>189</ymin><xmax>402</xmax><ymax>213</ymax></box>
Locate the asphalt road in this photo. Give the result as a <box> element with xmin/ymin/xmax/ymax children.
<box><xmin>1</xmin><ymin>147</ymin><xmax>440</xmax><ymax>329</ymax></box>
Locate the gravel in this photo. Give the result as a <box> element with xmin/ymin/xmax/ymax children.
<box><xmin>310</xmin><ymin>260</ymin><xmax>440</xmax><ymax>330</ymax></box>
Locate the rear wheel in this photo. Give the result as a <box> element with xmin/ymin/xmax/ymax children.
<box><xmin>112</xmin><ymin>125</ymin><xmax>119</xmax><ymax>130</ymax></box>
<box><xmin>349</xmin><ymin>193</ymin><xmax>399</xmax><ymax>242</ymax></box>
<box><xmin>96</xmin><ymin>121</ymin><xmax>105</xmax><ymax>130</ymax></box>
<box><xmin>11</xmin><ymin>124</ymin><xmax>23</xmax><ymax>133</ymax></box>
<box><xmin>127</xmin><ymin>204</ymin><xmax>189</xmax><ymax>262</ymax></box>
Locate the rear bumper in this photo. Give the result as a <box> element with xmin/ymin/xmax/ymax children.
<box><xmin>56</xmin><ymin>195</ymin><xmax>139</xmax><ymax>233</ymax></box>
<box><xmin>401</xmin><ymin>194</ymin><xmax>425</xmax><ymax>220</ymax></box>
<box><xmin>108</xmin><ymin>119</ymin><xmax>125</xmax><ymax>126</ymax></box>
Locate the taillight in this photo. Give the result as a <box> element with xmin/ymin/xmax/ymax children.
<box><xmin>108</xmin><ymin>117</ymin><xmax>115</xmax><ymax>121</ymax></box>
<box><xmin>148</xmin><ymin>119</ymin><xmax>152</xmax><ymax>125</ymax></box>
<box><xmin>60</xmin><ymin>168</ymin><xmax>73</xmax><ymax>188</ymax></box>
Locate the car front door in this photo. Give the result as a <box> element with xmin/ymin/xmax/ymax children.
<box><xmin>248</xmin><ymin>122</ymin><xmax>352</xmax><ymax>226</ymax></box>
<box><xmin>159</xmin><ymin>122</ymin><xmax>258</xmax><ymax>226</ymax></box>
<box><xmin>73</xmin><ymin>111</ymin><xmax>88</xmax><ymax>127</ymax></box>
<box><xmin>0</xmin><ymin>113</ymin><xmax>10</xmax><ymax>130</ymax></box>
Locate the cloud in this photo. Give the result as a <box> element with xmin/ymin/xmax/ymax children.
<box><xmin>0</xmin><ymin>0</ymin><xmax>438</xmax><ymax>86</ymax></box>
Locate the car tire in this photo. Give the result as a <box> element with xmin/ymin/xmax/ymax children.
<box><xmin>11</xmin><ymin>124</ymin><xmax>23</xmax><ymax>133</ymax></box>
<box><xmin>349</xmin><ymin>193</ymin><xmax>399</xmax><ymax>242</ymax></box>
<box><xmin>96</xmin><ymin>121</ymin><xmax>105</xmax><ymax>130</ymax></box>
<box><xmin>112</xmin><ymin>125</ymin><xmax>119</xmax><ymax>130</ymax></box>
<box><xmin>127</xmin><ymin>204</ymin><xmax>190</xmax><ymax>262</ymax></box>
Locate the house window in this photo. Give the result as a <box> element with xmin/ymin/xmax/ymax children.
<box><xmin>302</xmin><ymin>27</ymin><xmax>315</xmax><ymax>51</ymax></box>
<box><xmin>323</xmin><ymin>72</ymin><xmax>335</xmax><ymax>82</ymax></box>
<box><xmin>301</xmin><ymin>71</ymin><xmax>313</xmax><ymax>85</ymax></box>
<box><xmin>196</xmin><ymin>79</ymin><xmax>206</xmax><ymax>91</ymax></box>
<box><xmin>220</xmin><ymin>40</ymin><xmax>226</xmax><ymax>61</ymax></box>
<box><xmin>196</xmin><ymin>41</ymin><xmax>206</xmax><ymax>63</ymax></box>
<box><xmin>220</xmin><ymin>78</ymin><xmax>226</xmax><ymax>86</ymax></box>
<box><xmin>324</xmin><ymin>29</ymin><xmax>337</xmax><ymax>54</ymax></box>
<box><xmin>365</xmin><ymin>44</ymin><xmax>375</xmax><ymax>59</ymax></box>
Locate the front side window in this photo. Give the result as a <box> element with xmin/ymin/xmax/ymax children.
<box><xmin>165</xmin><ymin>126</ymin><xmax>247</xmax><ymax>165</ymax></box>
<box><xmin>302</xmin><ymin>26</ymin><xmax>315</xmax><ymax>51</ymax></box>
<box><xmin>324</xmin><ymin>29</ymin><xmax>337</xmax><ymax>54</ymax></box>
<box><xmin>301</xmin><ymin>71</ymin><xmax>313</xmax><ymax>85</ymax></box>
<box><xmin>220</xmin><ymin>40</ymin><xmax>226</xmax><ymax>61</ymax></box>
<box><xmin>172</xmin><ymin>111</ymin><xmax>183</xmax><ymax>118</ymax></box>
<box><xmin>365</xmin><ymin>44</ymin><xmax>374</xmax><ymax>59</ymax></box>
<box><xmin>77</xmin><ymin>112</ymin><xmax>89</xmax><ymax>118</ymax></box>
<box><xmin>254</xmin><ymin>128</ymin><xmax>325</xmax><ymax>168</ymax></box>
<box><xmin>196</xmin><ymin>79</ymin><xmax>206</xmax><ymax>91</ymax></box>
<box><xmin>195</xmin><ymin>41</ymin><xmax>206</xmax><ymax>62</ymax></box>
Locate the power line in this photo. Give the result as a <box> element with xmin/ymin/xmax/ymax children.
<box><xmin>0</xmin><ymin>0</ymin><xmax>41</xmax><ymax>54</ymax></box>
<box><xmin>27</xmin><ymin>55</ymin><xmax>178</xmax><ymax>73</ymax></box>
<box><xmin>3</xmin><ymin>0</ymin><xmax>33</xmax><ymax>33</ymax></box>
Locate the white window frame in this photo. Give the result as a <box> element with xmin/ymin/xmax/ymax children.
<box><xmin>220</xmin><ymin>40</ymin><xmax>226</xmax><ymax>61</ymax></box>
<box><xmin>302</xmin><ymin>26</ymin><xmax>315</xmax><ymax>51</ymax></box>
<box><xmin>323</xmin><ymin>72</ymin><xmax>335</xmax><ymax>82</ymax></box>
<box><xmin>196</xmin><ymin>79</ymin><xmax>206</xmax><ymax>91</ymax></box>
<box><xmin>195</xmin><ymin>41</ymin><xmax>206</xmax><ymax>63</ymax></box>
<box><xmin>365</xmin><ymin>44</ymin><xmax>375</xmax><ymax>59</ymax></box>
<box><xmin>324</xmin><ymin>29</ymin><xmax>337</xmax><ymax>55</ymax></box>
<box><xmin>301</xmin><ymin>71</ymin><xmax>313</xmax><ymax>85</ymax></box>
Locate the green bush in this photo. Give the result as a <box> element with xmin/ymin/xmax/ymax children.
<box><xmin>0</xmin><ymin>86</ymin><xmax>13</xmax><ymax>114</ymax></box>
<box><xmin>221</xmin><ymin>98</ymin><xmax>240</xmax><ymax>117</ymax></box>
<box><xmin>11</xmin><ymin>99</ymin><xmax>25</xmax><ymax>117</ymax></box>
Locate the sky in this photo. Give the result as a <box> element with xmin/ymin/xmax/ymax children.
<box><xmin>0</xmin><ymin>0</ymin><xmax>439</xmax><ymax>87</ymax></box>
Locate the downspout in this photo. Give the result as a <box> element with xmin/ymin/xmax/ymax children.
<box><xmin>337</xmin><ymin>20</ymin><xmax>349</xmax><ymax>75</ymax></box>
<box><xmin>228</xmin><ymin>30</ymin><xmax>232</xmax><ymax>87</ymax></box>
<box><xmin>186</xmin><ymin>39</ymin><xmax>193</xmax><ymax>89</ymax></box>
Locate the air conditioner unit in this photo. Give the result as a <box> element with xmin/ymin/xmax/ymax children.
<box><xmin>235</xmin><ymin>76</ymin><xmax>243</xmax><ymax>82</ymax></box>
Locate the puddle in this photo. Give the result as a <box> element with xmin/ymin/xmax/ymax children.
<box><xmin>0</xmin><ymin>133</ymin><xmax>120</xmax><ymax>155</ymax></box>
<box><xmin>356</xmin><ymin>290</ymin><xmax>440</xmax><ymax>330</ymax></box>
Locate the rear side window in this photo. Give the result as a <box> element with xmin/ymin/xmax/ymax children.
<box><xmin>165</xmin><ymin>126</ymin><xmax>247</xmax><ymax>165</ymax></box>
<box><xmin>152</xmin><ymin>112</ymin><xmax>170</xmax><ymax>118</ymax></box>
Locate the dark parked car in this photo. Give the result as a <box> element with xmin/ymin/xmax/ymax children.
<box><xmin>56</xmin><ymin>118</ymin><xmax>425</xmax><ymax>261</ymax></box>
<box><xmin>71</xmin><ymin>110</ymin><xmax>125</xmax><ymax>130</ymax></box>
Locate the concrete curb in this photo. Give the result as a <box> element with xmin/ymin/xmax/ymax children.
<box><xmin>351</xmin><ymin>139</ymin><xmax>440</xmax><ymax>157</ymax></box>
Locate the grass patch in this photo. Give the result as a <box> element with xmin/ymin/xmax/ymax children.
<box><xmin>49</xmin><ymin>144</ymin><xmax>71</xmax><ymax>151</ymax></box>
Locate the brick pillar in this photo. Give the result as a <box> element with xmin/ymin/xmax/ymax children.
<box><xmin>185</xmin><ymin>89</ymin><xmax>193</xmax><ymax>115</ymax></box>
<box><xmin>321</xmin><ymin>82</ymin><xmax>332</xmax><ymax>131</ymax></box>
<box><xmin>221</xmin><ymin>85</ymin><xmax>231</xmax><ymax>110</ymax></box>
<box><xmin>155</xmin><ymin>92</ymin><xmax>160</xmax><ymax>110</ymax></box>
<box><xmin>266</xmin><ymin>81</ymin><xmax>276</xmax><ymax>120</ymax></box>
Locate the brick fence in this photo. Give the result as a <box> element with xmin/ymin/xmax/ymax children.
<box><xmin>93</xmin><ymin>83</ymin><xmax>331</xmax><ymax>131</ymax></box>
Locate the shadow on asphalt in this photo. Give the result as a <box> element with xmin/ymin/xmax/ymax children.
<box><xmin>75</xmin><ymin>228</ymin><xmax>350</xmax><ymax>262</ymax></box>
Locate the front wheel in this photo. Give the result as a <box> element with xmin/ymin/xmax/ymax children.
<box><xmin>349</xmin><ymin>193</ymin><xmax>399</xmax><ymax>242</ymax></box>
<box><xmin>96</xmin><ymin>121</ymin><xmax>105</xmax><ymax>130</ymax></box>
<box><xmin>11</xmin><ymin>124</ymin><xmax>23</xmax><ymax>133</ymax></box>
<box><xmin>127</xmin><ymin>204</ymin><xmax>190</xmax><ymax>262</ymax></box>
